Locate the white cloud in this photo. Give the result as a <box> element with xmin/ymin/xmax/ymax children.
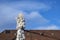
<box><xmin>28</xmin><ymin>12</ymin><xmax>41</xmax><ymax>19</ymax></box>
<box><xmin>23</xmin><ymin>11</ymin><xmax>49</xmax><ymax>24</ymax></box>
<box><xmin>34</xmin><ymin>25</ymin><xmax>58</xmax><ymax>30</ymax></box>
<box><xmin>46</xmin><ymin>25</ymin><xmax>58</xmax><ymax>30</ymax></box>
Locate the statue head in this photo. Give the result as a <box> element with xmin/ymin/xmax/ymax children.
<box><xmin>18</xmin><ymin>14</ymin><xmax>24</xmax><ymax>18</ymax></box>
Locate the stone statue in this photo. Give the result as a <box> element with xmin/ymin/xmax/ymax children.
<box><xmin>16</xmin><ymin>13</ymin><xmax>25</xmax><ymax>40</ymax></box>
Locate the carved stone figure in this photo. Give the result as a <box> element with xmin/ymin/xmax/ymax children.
<box><xmin>16</xmin><ymin>14</ymin><xmax>25</xmax><ymax>40</ymax></box>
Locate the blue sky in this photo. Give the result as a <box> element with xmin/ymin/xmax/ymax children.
<box><xmin>0</xmin><ymin>0</ymin><xmax>60</xmax><ymax>32</ymax></box>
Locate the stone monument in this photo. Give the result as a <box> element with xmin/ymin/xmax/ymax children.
<box><xmin>16</xmin><ymin>13</ymin><xmax>25</xmax><ymax>40</ymax></box>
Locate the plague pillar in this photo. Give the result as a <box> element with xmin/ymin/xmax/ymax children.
<box><xmin>16</xmin><ymin>14</ymin><xmax>25</xmax><ymax>40</ymax></box>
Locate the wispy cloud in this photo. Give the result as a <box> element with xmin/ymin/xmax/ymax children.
<box><xmin>23</xmin><ymin>11</ymin><xmax>49</xmax><ymax>23</ymax></box>
<box><xmin>0</xmin><ymin>0</ymin><xmax>52</xmax><ymax>32</ymax></box>
<box><xmin>34</xmin><ymin>25</ymin><xmax>59</xmax><ymax>30</ymax></box>
<box><xmin>7</xmin><ymin>1</ymin><xmax>51</xmax><ymax>11</ymax></box>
